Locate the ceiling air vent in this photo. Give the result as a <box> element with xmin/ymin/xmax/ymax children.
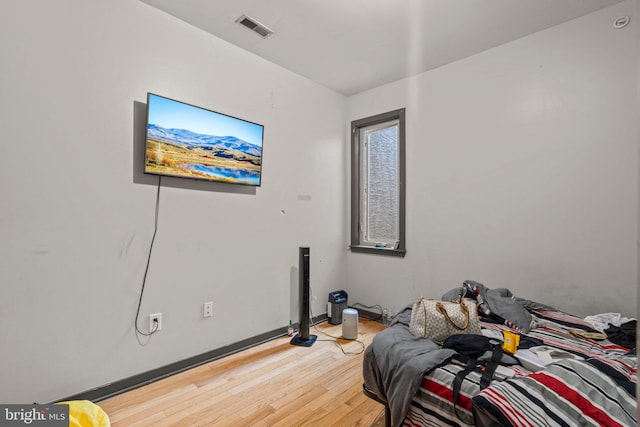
<box><xmin>236</xmin><ymin>14</ymin><xmax>274</xmax><ymax>38</ymax></box>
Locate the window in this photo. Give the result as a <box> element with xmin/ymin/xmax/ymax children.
<box><xmin>350</xmin><ymin>108</ymin><xmax>405</xmax><ymax>256</ymax></box>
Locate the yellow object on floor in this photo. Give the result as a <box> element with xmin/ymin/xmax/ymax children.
<box><xmin>56</xmin><ymin>400</ymin><xmax>110</xmax><ymax>427</ymax></box>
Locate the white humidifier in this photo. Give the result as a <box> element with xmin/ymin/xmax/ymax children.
<box><xmin>342</xmin><ymin>308</ymin><xmax>358</xmax><ymax>340</ymax></box>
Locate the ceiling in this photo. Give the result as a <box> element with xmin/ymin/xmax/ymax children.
<box><xmin>140</xmin><ymin>0</ymin><xmax>625</xmax><ymax>96</ymax></box>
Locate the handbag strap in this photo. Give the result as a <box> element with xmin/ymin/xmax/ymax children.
<box><xmin>451</xmin><ymin>355</ymin><xmax>477</xmax><ymax>422</ymax></box>
<box><xmin>480</xmin><ymin>346</ymin><xmax>504</xmax><ymax>390</ymax></box>
<box><xmin>436</xmin><ymin>302</ymin><xmax>470</xmax><ymax>330</ymax></box>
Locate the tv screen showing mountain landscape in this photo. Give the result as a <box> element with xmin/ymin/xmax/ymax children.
<box><xmin>145</xmin><ymin>93</ymin><xmax>264</xmax><ymax>186</ymax></box>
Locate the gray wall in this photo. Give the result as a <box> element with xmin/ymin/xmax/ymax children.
<box><xmin>346</xmin><ymin>0</ymin><xmax>639</xmax><ymax>319</ymax></box>
<box><xmin>0</xmin><ymin>0</ymin><xmax>346</xmax><ymax>403</ymax></box>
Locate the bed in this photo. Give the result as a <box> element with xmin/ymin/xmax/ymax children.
<box><xmin>362</xmin><ymin>283</ymin><xmax>637</xmax><ymax>427</ymax></box>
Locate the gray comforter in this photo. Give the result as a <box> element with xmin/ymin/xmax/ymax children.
<box><xmin>362</xmin><ymin>307</ymin><xmax>456</xmax><ymax>427</ymax></box>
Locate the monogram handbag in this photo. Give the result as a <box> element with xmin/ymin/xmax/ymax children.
<box><xmin>409</xmin><ymin>298</ymin><xmax>482</xmax><ymax>343</ymax></box>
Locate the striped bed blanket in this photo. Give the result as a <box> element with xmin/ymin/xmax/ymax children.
<box><xmin>473</xmin><ymin>358</ymin><xmax>636</xmax><ymax>427</ymax></box>
<box><xmin>401</xmin><ymin>309</ymin><xmax>637</xmax><ymax>427</ymax></box>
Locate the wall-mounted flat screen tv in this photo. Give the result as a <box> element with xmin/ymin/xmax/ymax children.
<box><xmin>145</xmin><ymin>93</ymin><xmax>264</xmax><ymax>186</ymax></box>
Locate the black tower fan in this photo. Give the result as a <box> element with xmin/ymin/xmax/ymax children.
<box><xmin>290</xmin><ymin>247</ymin><xmax>317</xmax><ymax>347</ymax></box>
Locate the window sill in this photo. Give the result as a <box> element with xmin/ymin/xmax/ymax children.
<box><xmin>349</xmin><ymin>245</ymin><xmax>406</xmax><ymax>257</ymax></box>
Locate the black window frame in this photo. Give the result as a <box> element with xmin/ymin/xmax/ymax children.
<box><xmin>350</xmin><ymin>108</ymin><xmax>406</xmax><ymax>257</ymax></box>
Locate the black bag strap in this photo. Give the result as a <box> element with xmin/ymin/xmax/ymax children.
<box><xmin>479</xmin><ymin>346</ymin><xmax>503</xmax><ymax>389</ymax></box>
<box><xmin>451</xmin><ymin>356</ymin><xmax>477</xmax><ymax>421</ymax></box>
<box><xmin>451</xmin><ymin>345</ymin><xmax>504</xmax><ymax>422</ymax></box>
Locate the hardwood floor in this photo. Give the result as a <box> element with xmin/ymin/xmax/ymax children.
<box><xmin>99</xmin><ymin>318</ymin><xmax>386</xmax><ymax>426</ymax></box>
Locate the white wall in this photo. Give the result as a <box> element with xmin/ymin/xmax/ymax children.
<box><xmin>0</xmin><ymin>0</ymin><xmax>346</xmax><ymax>403</ymax></box>
<box><xmin>346</xmin><ymin>1</ymin><xmax>639</xmax><ymax>319</ymax></box>
<box><xmin>1</xmin><ymin>0</ymin><xmax>637</xmax><ymax>406</ymax></box>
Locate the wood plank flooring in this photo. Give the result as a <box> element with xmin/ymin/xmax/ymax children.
<box><xmin>99</xmin><ymin>318</ymin><xmax>386</xmax><ymax>426</ymax></box>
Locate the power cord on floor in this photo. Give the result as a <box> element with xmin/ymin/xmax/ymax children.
<box><xmin>309</xmin><ymin>286</ymin><xmax>366</xmax><ymax>355</ymax></box>
<box><xmin>313</xmin><ymin>324</ymin><xmax>366</xmax><ymax>355</ymax></box>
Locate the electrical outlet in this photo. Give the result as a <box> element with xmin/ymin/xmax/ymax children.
<box><xmin>203</xmin><ymin>302</ymin><xmax>213</xmax><ymax>318</ymax></box>
<box><xmin>149</xmin><ymin>313</ymin><xmax>162</xmax><ymax>333</ymax></box>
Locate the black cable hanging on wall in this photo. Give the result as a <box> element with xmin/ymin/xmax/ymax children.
<box><xmin>134</xmin><ymin>176</ymin><xmax>162</xmax><ymax>338</ymax></box>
